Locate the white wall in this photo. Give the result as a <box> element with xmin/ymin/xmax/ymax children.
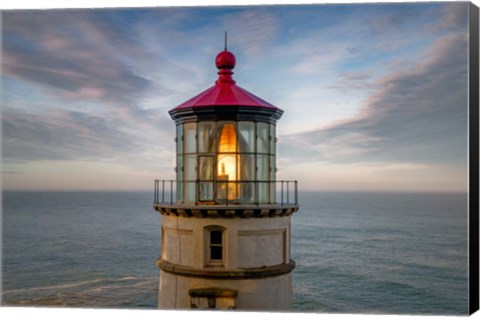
<box><xmin>160</xmin><ymin>215</ymin><xmax>291</xmax><ymax>269</ymax></box>
<box><xmin>159</xmin><ymin>271</ymin><xmax>293</xmax><ymax>310</ymax></box>
<box><xmin>158</xmin><ymin>214</ymin><xmax>294</xmax><ymax>310</ymax></box>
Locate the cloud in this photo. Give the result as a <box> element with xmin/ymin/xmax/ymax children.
<box><xmin>281</xmin><ymin>32</ymin><xmax>468</xmax><ymax>167</ymax></box>
<box><xmin>2</xmin><ymin>107</ymin><xmax>175</xmax><ymax>171</ymax></box>
<box><xmin>2</xmin><ymin>109</ymin><xmax>139</xmax><ymax>161</ymax></box>
<box><xmin>2</xmin><ymin>10</ymin><xmax>179</xmax><ymax>171</ymax></box>
<box><xmin>2</xmin><ymin>11</ymin><xmax>152</xmax><ymax>106</ymax></box>
<box><xmin>283</xmin><ymin>2</ymin><xmax>468</xmax><ymax>78</ymax></box>
<box><xmin>219</xmin><ymin>9</ymin><xmax>279</xmax><ymax>58</ymax></box>
<box><xmin>436</xmin><ymin>2</ymin><xmax>469</xmax><ymax>31</ymax></box>
<box><xmin>326</xmin><ymin>71</ymin><xmax>378</xmax><ymax>92</ymax></box>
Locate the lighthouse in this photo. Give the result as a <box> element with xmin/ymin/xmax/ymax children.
<box><xmin>153</xmin><ymin>44</ymin><xmax>299</xmax><ymax>310</ymax></box>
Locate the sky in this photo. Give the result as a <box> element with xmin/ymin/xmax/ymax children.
<box><xmin>1</xmin><ymin>1</ymin><xmax>471</xmax><ymax>192</ymax></box>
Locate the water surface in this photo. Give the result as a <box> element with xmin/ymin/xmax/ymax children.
<box><xmin>2</xmin><ymin>191</ymin><xmax>468</xmax><ymax>314</ymax></box>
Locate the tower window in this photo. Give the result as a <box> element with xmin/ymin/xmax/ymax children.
<box><xmin>210</xmin><ymin>229</ymin><xmax>223</xmax><ymax>260</ymax></box>
<box><xmin>204</xmin><ymin>225</ymin><xmax>226</xmax><ymax>267</ymax></box>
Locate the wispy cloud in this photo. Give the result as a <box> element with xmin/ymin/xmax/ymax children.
<box><xmin>281</xmin><ymin>31</ymin><xmax>468</xmax><ymax>166</ymax></box>
<box><xmin>3</xmin><ymin>11</ymin><xmax>151</xmax><ymax>106</ymax></box>
<box><xmin>2</xmin><ymin>10</ymin><xmax>177</xmax><ymax>173</ymax></box>
<box><xmin>219</xmin><ymin>9</ymin><xmax>279</xmax><ymax>58</ymax></box>
<box><xmin>3</xmin><ymin>109</ymin><xmax>139</xmax><ymax>161</ymax></box>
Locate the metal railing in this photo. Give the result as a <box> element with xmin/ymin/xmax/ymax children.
<box><xmin>154</xmin><ymin>179</ymin><xmax>298</xmax><ymax>206</ymax></box>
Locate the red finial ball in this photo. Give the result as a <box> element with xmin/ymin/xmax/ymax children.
<box><xmin>215</xmin><ymin>50</ymin><xmax>236</xmax><ymax>69</ymax></box>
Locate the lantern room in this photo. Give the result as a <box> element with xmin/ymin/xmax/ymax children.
<box><xmin>167</xmin><ymin>49</ymin><xmax>286</xmax><ymax>206</ymax></box>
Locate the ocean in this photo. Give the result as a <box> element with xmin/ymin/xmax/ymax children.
<box><xmin>1</xmin><ymin>191</ymin><xmax>469</xmax><ymax>314</ymax></box>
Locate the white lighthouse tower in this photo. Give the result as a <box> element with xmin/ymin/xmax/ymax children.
<box><xmin>153</xmin><ymin>46</ymin><xmax>299</xmax><ymax>310</ymax></box>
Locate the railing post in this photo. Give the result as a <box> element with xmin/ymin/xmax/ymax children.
<box><xmin>154</xmin><ymin>180</ymin><xmax>157</xmax><ymax>204</ymax></box>
<box><xmin>281</xmin><ymin>180</ymin><xmax>284</xmax><ymax>206</ymax></box>
<box><xmin>161</xmin><ymin>180</ymin><xmax>165</xmax><ymax>203</ymax></box>
<box><xmin>170</xmin><ymin>180</ymin><xmax>173</xmax><ymax>205</ymax></box>
<box><xmin>295</xmin><ymin>181</ymin><xmax>298</xmax><ymax>205</ymax></box>
<box><xmin>286</xmin><ymin>181</ymin><xmax>290</xmax><ymax>204</ymax></box>
<box><xmin>268</xmin><ymin>180</ymin><xmax>271</xmax><ymax>204</ymax></box>
<box><xmin>196</xmin><ymin>180</ymin><xmax>199</xmax><ymax>205</ymax></box>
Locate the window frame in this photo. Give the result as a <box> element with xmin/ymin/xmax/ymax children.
<box><xmin>205</xmin><ymin>226</ymin><xmax>226</xmax><ymax>267</ymax></box>
<box><xmin>175</xmin><ymin>121</ymin><xmax>278</xmax><ymax>205</ymax></box>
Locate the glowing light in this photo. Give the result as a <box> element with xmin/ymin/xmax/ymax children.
<box><xmin>217</xmin><ymin>124</ymin><xmax>239</xmax><ymax>200</ymax></box>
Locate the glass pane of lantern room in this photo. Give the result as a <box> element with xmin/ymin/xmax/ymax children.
<box><xmin>177</xmin><ymin>181</ymin><xmax>183</xmax><ymax>203</ymax></box>
<box><xmin>198</xmin><ymin>122</ymin><xmax>215</xmax><ymax>153</ymax></box>
<box><xmin>239</xmin><ymin>154</ymin><xmax>254</xmax><ymax>181</ymax></box>
<box><xmin>270</xmin><ymin>155</ymin><xmax>276</xmax><ymax>203</ymax></box>
<box><xmin>269</xmin><ymin>155</ymin><xmax>275</xmax><ymax>181</ymax></box>
<box><xmin>199</xmin><ymin>182</ymin><xmax>213</xmax><ymax>201</ymax></box>
<box><xmin>199</xmin><ymin>156</ymin><xmax>214</xmax><ymax>180</ymax></box>
<box><xmin>256</xmin><ymin>154</ymin><xmax>269</xmax><ymax>181</ymax></box>
<box><xmin>185</xmin><ymin>155</ymin><xmax>196</xmax><ymax>181</ymax></box>
<box><xmin>177</xmin><ymin>155</ymin><xmax>183</xmax><ymax>182</ymax></box>
<box><xmin>184</xmin><ymin>153</ymin><xmax>196</xmax><ymax>203</ymax></box>
<box><xmin>185</xmin><ymin>182</ymin><xmax>196</xmax><ymax>203</ymax></box>
<box><xmin>216</xmin><ymin>122</ymin><xmax>238</xmax><ymax>203</ymax></box>
<box><xmin>217</xmin><ymin>122</ymin><xmax>237</xmax><ymax>153</ymax></box>
<box><xmin>177</xmin><ymin>124</ymin><xmax>183</xmax><ymax>154</ymax></box>
<box><xmin>184</xmin><ymin>122</ymin><xmax>196</xmax><ymax>154</ymax></box>
<box><xmin>256</xmin><ymin>122</ymin><xmax>269</xmax><ymax>154</ymax></box>
<box><xmin>238</xmin><ymin>151</ymin><xmax>254</xmax><ymax>203</ymax></box>
<box><xmin>257</xmin><ymin>155</ymin><xmax>269</xmax><ymax>203</ymax></box>
<box><xmin>258</xmin><ymin>183</ymin><xmax>269</xmax><ymax>204</ymax></box>
<box><xmin>176</xmin><ymin>155</ymin><xmax>183</xmax><ymax>202</ymax></box>
<box><xmin>199</xmin><ymin>156</ymin><xmax>214</xmax><ymax>201</ymax></box>
<box><xmin>238</xmin><ymin>122</ymin><xmax>255</xmax><ymax>153</ymax></box>
<box><xmin>239</xmin><ymin>182</ymin><xmax>254</xmax><ymax>204</ymax></box>
<box><xmin>269</xmin><ymin>124</ymin><xmax>276</xmax><ymax>155</ymax></box>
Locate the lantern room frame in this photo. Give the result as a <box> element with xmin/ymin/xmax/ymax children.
<box><xmin>175</xmin><ymin>119</ymin><xmax>276</xmax><ymax>205</ymax></box>
<box><xmin>154</xmin><ymin>48</ymin><xmax>298</xmax><ymax>208</ymax></box>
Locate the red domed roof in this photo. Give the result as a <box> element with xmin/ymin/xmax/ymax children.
<box><xmin>171</xmin><ymin>50</ymin><xmax>280</xmax><ymax>111</ymax></box>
